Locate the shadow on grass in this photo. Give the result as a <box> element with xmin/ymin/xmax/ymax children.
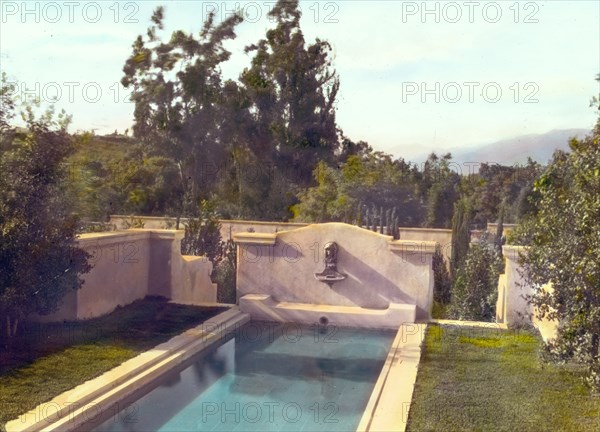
<box><xmin>0</xmin><ymin>296</ymin><xmax>227</xmax><ymax>426</ymax></box>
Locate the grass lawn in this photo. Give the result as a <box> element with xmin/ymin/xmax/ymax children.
<box><xmin>407</xmin><ymin>324</ymin><xmax>600</xmax><ymax>432</ymax></box>
<box><xmin>0</xmin><ymin>297</ymin><xmax>226</xmax><ymax>427</ymax></box>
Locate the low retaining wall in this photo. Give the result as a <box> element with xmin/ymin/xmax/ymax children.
<box><xmin>32</xmin><ymin>230</ymin><xmax>216</xmax><ymax>322</ymax></box>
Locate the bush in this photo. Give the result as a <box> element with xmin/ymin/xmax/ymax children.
<box><xmin>518</xmin><ymin>118</ymin><xmax>600</xmax><ymax>390</ymax></box>
<box><xmin>181</xmin><ymin>200</ymin><xmax>237</xmax><ymax>304</ymax></box>
<box><xmin>432</xmin><ymin>245</ymin><xmax>452</xmax><ymax>305</ymax></box>
<box><xmin>181</xmin><ymin>201</ymin><xmax>222</xmax><ymax>262</ymax></box>
<box><xmin>0</xmin><ymin>102</ymin><xmax>92</xmax><ymax>341</ymax></box>
<box><xmin>214</xmin><ymin>240</ymin><xmax>237</xmax><ymax>304</ymax></box>
<box><xmin>448</xmin><ymin>233</ymin><xmax>502</xmax><ymax>321</ymax></box>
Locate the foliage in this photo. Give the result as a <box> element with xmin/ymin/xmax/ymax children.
<box><xmin>121</xmin><ymin>1</ymin><xmax>342</xmax><ymax>221</ymax></box>
<box><xmin>432</xmin><ymin>245</ymin><xmax>452</xmax><ymax>305</ymax></box>
<box><xmin>466</xmin><ymin>159</ymin><xmax>542</xmax><ymax>227</ymax></box>
<box><xmin>214</xmin><ymin>240</ymin><xmax>237</xmax><ymax>304</ymax></box>
<box><xmin>448</xmin><ymin>233</ymin><xmax>502</xmax><ymax>321</ymax></box>
<box><xmin>450</xmin><ymin>196</ymin><xmax>472</xmax><ymax>277</ymax></box>
<box><xmin>518</xmin><ymin>117</ymin><xmax>600</xmax><ymax>389</ymax></box>
<box><xmin>181</xmin><ymin>200</ymin><xmax>223</xmax><ymax>263</ymax></box>
<box><xmin>240</xmin><ymin>0</ymin><xmax>340</xmax><ymax>189</ymax></box>
<box><xmin>0</xmin><ymin>97</ymin><xmax>91</xmax><ymax>340</ymax></box>
<box><xmin>293</xmin><ymin>150</ymin><xmax>425</xmax><ymax>226</ymax></box>
<box><xmin>180</xmin><ymin>201</ymin><xmax>237</xmax><ymax>303</ymax></box>
<box><xmin>123</xmin><ymin>216</ymin><xmax>146</xmax><ymax>229</ymax></box>
<box><xmin>421</xmin><ymin>153</ymin><xmax>460</xmax><ymax>228</ymax></box>
<box><xmin>292</xmin><ymin>161</ymin><xmax>345</xmax><ymax>222</ymax></box>
<box><xmin>122</xmin><ymin>6</ymin><xmax>243</xmax><ymax>219</ymax></box>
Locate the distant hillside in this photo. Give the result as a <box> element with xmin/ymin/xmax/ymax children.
<box><xmin>70</xmin><ymin>133</ymin><xmax>134</xmax><ymax>164</ymax></box>
<box><xmin>450</xmin><ymin>129</ymin><xmax>589</xmax><ymax>167</ymax></box>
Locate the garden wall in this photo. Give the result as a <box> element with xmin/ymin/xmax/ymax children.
<box><xmin>234</xmin><ymin>222</ymin><xmax>436</xmax><ymax>326</ymax></box>
<box><xmin>496</xmin><ymin>245</ymin><xmax>558</xmax><ymax>341</ymax></box>
<box><xmin>32</xmin><ymin>230</ymin><xmax>216</xmax><ymax>322</ymax></box>
<box><xmin>108</xmin><ymin>215</ymin><xmax>308</xmax><ymax>242</ymax></box>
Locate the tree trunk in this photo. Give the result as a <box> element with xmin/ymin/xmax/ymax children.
<box><xmin>5</xmin><ymin>315</ymin><xmax>19</xmax><ymax>338</ymax></box>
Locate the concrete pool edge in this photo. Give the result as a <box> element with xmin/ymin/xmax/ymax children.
<box><xmin>239</xmin><ymin>294</ymin><xmax>417</xmax><ymax>329</ymax></box>
<box><xmin>5</xmin><ymin>307</ymin><xmax>250</xmax><ymax>432</ymax></box>
<box><xmin>357</xmin><ymin>323</ymin><xmax>427</xmax><ymax>432</ymax></box>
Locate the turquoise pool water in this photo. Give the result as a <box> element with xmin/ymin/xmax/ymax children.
<box><xmin>94</xmin><ymin>322</ymin><xmax>395</xmax><ymax>431</ymax></box>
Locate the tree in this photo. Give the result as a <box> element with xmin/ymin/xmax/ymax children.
<box><xmin>292</xmin><ymin>161</ymin><xmax>348</xmax><ymax>222</ymax></box>
<box><xmin>122</xmin><ymin>7</ymin><xmax>243</xmax><ymax>219</ymax></box>
<box><xmin>180</xmin><ymin>200</ymin><xmax>236</xmax><ymax>303</ymax></box>
<box><xmin>432</xmin><ymin>245</ymin><xmax>452</xmax><ymax>305</ymax></box>
<box><xmin>0</xmin><ymin>94</ymin><xmax>91</xmax><ymax>340</ymax></box>
<box><xmin>450</xmin><ymin>196</ymin><xmax>472</xmax><ymax>277</ymax></box>
<box><xmin>448</xmin><ymin>233</ymin><xmax>502</xmax><ymax>321</ymax></box>
<box><xmin>519</xmin><ymin>116</ymin><xmax>600</xmax><ymax>389</ymax></box>
<box><xmin>468</xmin><ymin>160</ymin><xmax>542</xmax><ymax>227</ymax></box>
<box><xmin>238</xmin><ymin>0</ymin><xmax>341</xmax><ymax>217</ymax></box>
<box><xmin>293</xmin><ymin>149</ymin><xmax>425</xmax><ymax>225</ymax></box>
<box><xmin>421</xmin><ymin>153</ymin><xmax>460</xmax><ymax>228</ymax></box>
<box><xmin>181</xmin><ymin>200</ymin><xmax>223</xmax><ymax>263</ymax></box>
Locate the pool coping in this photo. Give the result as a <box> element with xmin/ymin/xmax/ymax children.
<box><xmin>5</xmin><ymin>307</ymin><xmax>250</xmax><ymax>432</ymax></box>
<box><xmin>357</xmin><ymin>323</ymin><xmax>427</xmax><ymax>432</ymax></box>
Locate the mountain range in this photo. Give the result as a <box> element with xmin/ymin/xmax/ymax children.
<box><xmin>444</xmin><ymin>129</ymin><xmax>589</xmax><ymax>168</ymax></box>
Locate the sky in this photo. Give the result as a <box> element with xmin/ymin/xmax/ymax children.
<box><xmin>1</xmin><ymin>0</ymin><xmax>599</xmax><ymax>160</ymax></box>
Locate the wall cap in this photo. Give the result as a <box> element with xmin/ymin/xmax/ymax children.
<box><xmin>503</xmin><ymin>245</ymin><xmax>528</xmax><ymax>261</ymax></box>
<box><xmin>233</xmin><ymin>232</ymin><xmax>277</xmax><ymax>245</ymax></box>
<box><xmin>388</xmin><ymin>240</ymin><xmax>438</xmax><ymax>255</ymax></box>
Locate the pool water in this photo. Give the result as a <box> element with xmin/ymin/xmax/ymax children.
<box><xmin>94</xmin><ymin>322</ymin><xmax>395</xmax><ymax>431</ymax></box>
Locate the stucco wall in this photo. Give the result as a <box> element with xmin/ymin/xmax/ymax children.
<box><xmin>32</xmin><ymin>230</ymin><xmax>216</xmax><ymax>322</ymax></box>
<box><xmin>234</xmin><ymin>223</ymin><xmax>435</xmax><ymax>321</ymax></box>
<box><xmin>76</xmin><ymin>231</ymin><xmax>151</xmax><ymax>319</ymax></box>
<box><xmin>496</xmin><ymin>245</ymin><xmax>557</xmax><ymax>340</ymax></box>
<box><xmin>108</xmin><ymin>215</ymin><xmax>308</xmax><ymax>242</ymax></box>
<box><xmin>398</xmin><ymin>227</ymin><xmax>452</xmax><ymax>262</ymax></box>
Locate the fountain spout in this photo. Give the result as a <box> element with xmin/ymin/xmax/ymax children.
<box><xmin>314</xmin><ymin>242</ymin><xmax>346</xmax><ymax>286</ymax></box>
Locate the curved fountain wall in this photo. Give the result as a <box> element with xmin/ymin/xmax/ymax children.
<box><xmin>234</xmin><ymin>222</ymin><xmax>436</xmax><ymax>327</ymax></box>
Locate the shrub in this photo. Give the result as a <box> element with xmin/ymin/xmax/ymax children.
<box><xmin>181</xmin><ymin>201</ymin><xmax>222</xmax><ymax>263</ymax></box>
<box><xmin>181</xmin><ymin>201</ymin><xmax>237</xmax><ymax>304</ymax></box>
<box><xmin>214</xmin><ymin>240</ymin><xmax>237</xmax><ymax>304</ymax></box>
<box><xmin>518</xmin><ymin>119</ymin><xmax>600</xmax><ymax>390</ymax></box>
<box><xmin>448</xmin><ymin>233</ymin><xmax>502</xmax><ymax>321</ymax></box>
<box><xmin>432</xmin><ymin>245</ymin><xmax>452</xmax><ymax>305</ymax></box>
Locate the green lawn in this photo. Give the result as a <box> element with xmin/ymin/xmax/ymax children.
<box><xmin>407</xmin><ymin>324</ymin><xmax>600</xmax><ymax>432</ymax></box>
<box><xmin>0</xmin><ymin>297</ymin><xmax>226</xmax><ymax>427</ymax></box>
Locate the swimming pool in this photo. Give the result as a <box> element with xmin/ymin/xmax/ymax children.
<box><xmin>92</xmin><ymin>321</ymin><xmax>395</xmax><ymax>431</ymax></box>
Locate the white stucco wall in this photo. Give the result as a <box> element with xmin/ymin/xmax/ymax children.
<box><xmin>234</xmin><ymin>223</ymin><xmax>435</xmax><ymax>321</ymax></box>
<box><xmin>496</xmin><ymin>245</ymin><xmax>558</xmax><ymax>340</ymax></box>
<box><xmin>31</xmin><ymin>230</ymin><xmax>216</xmax><ymax>322</ymax></box>
<box><xmin>108</xmin><ymin>215</ymin><xmax>308</xmax><ymax>242</ymax></box>
<box><xmin>76</xmin><ymin>231</ymin><xmax>151</xmax><ymax>319</ymax></box>
<box><xmin>398</xmin><ymin>227</ymin><xmax>452</xmax><ymax>258</ymax></box>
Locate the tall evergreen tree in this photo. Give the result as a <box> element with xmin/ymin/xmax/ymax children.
<box><xmin>451</xmin><ymin>197</ymin><xmax>472</xmax><ymax>277</ymax></box>
<box><xmin>240</xmin><ymin>0</ymin><xmax>340</xmax><ymax>191</ymax></box>
<box><xmin>122</xmin><ymin>7</ymin><xmax>243</xmax><ymax>218</ymax></box>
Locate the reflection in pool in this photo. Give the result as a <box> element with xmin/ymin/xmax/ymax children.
<box><xmin>94</xmin><ymin>321</ymin><xmax>394</xmax><ymax>431</ymax></box>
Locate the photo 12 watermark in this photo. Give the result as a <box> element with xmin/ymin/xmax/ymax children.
<box><xmin>1</xmin><ymin>1</ymin><xmax>140</xmax><ymax>24</ymax></box>
<box><xmin>200</xmin><ymin>401</ymin><xmax>339</xmax><ymax>424</ymax></box>
<box><xmin>401</xmin><ymin>81</ymin><xmax>540</xmax><ymax>104</ymax></box>
<box><xmin>3</xmin><ymin>81</ymin><xmax>133</xmax><ymax>105</ymax></box>
<box><xmin>15</xmin><ymin>401</ymin><xmax>138</xmax><ymax>427</ymax></box>
<box><xmin>400</xmin><ymin>1</ymin><xmax>540</xmax><ymax>24</ymax></box>
<box><xmin>200</xmin><ymin>1</ymin><xmax>340</xmax><ymax>24</ymax></box>
<box><xmin>199</xmin><ymin>320</ymin><xmax>341</xmax><ymax>344</ymax></box>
